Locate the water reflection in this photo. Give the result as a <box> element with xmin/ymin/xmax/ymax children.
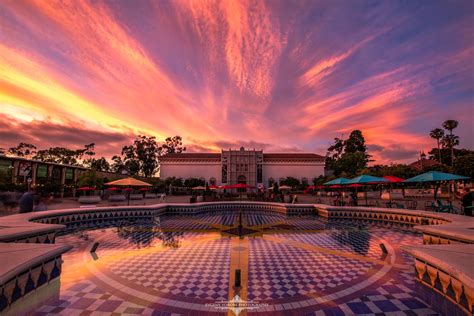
<box><xmin>329</xmin><ymin>229</ymin><xmax>371</xmax><ymax>256</ymax></box>
<box><xmin>116</xmin><ymin>218</ymin><xmax>184</xmax><ymax>248</ymax></box>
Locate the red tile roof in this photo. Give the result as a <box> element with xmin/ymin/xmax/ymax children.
<box><xmin>263</xmin><ymin>153</ymin><xmax>325</xmax><ymax>162</ymax></box>
<box><xmin>408</xmin><ymin>158</ymin><xmax>442</xmax><ymax>171</ymax></box>
<box><xmin>160</xmin><ymin>153</ymin><xmax>221</xmax><ymax>161</ymax></box>
<box><xmin>160</xmin><ymin>152</ymin><xmax>325</xmax><ymax>162</ymax></box>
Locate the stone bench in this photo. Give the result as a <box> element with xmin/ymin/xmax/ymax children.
<box><xmin>78</xmin><ymin>196</ymin><xmax>101</xmax><ymax>204</ymax></box>
<box><xmin>108</xmin><ymin>195</ymin><xmax>126</xmax><ymax>202</ymax></box>
<box><xmin>129</xmin><ymin>194</ymin><xmax>143</xmax><ymax>200</ymax></box>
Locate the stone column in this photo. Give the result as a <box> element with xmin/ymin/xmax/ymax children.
<box><xmin>12</xmin><ymin>160</ymin><xmax>19</xmax><ymax>184</ymax></box>
<box><xmin>31</xmin><ymin>163</ymin><xmax>38</xmax><ymax>187</ymax></box>
<box><xmin>60</xmin><ymin>167</ymin><xmax>66</xmax><ymax>198</ymax></box>
<box><xmin>47</xmin><ymin>165</ymin><xmax>53</xmax><ymax>178</ymax></box>
<box><xmin>73</xmin><ymin>169</ymin><xmax>79</xmax><ymax>198</ymax></box>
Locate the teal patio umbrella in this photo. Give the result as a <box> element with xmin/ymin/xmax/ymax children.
<box><xmin>324</xmin><ymin>178</ymin><xmax>350</xmax><ymax>186</ymax></box>
<box><xmin>346</xmin><ymin>175</ymin><xmax>388</xmax><ymax>205</ymax></box>
<box><xmin>346</xmin><ymin>175</ymin><xmax>389</xmax><ymax>184</ymax></box>
<box><xmin>404</xmin><ymin>171</ymin><xmax>470</xmax><ymax>200</ymax></box>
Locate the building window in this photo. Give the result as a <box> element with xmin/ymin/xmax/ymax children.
<box><xmin>0</xmin><ymin>159</ymin><xmax>12</xmax><ymax>182</ymax></box>
<box><xmin>257</xmin><ymin>164</ymin><xmax>262</xmax><ymax>183</ymax></box>
<box><xmin>52</xmin><ymin>167</ymin><xmax>61</xmax><ymax>184</ymax></box>
<box><xmin>222</xmin><ymin>164</ymin><xmax>227</xmax><ymax>183</ymax></box>
<box><xmin>65</xmin><ymin>168</ymin><xmax>74</xmax><ymax>185</ymax></box>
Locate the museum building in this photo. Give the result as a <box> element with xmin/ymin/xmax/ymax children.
<box><xmin>159</xmin><ymin>147</ymin><xmax>325</xmax><ymax>187</ymax></box>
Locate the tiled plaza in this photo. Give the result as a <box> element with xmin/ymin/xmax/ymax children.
<box><xmin>32</xmin><ymin>212</ymin><xmax>463</xmax><ymax>315</ymax></box>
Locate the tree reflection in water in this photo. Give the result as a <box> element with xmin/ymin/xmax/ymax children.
<box><xmin>330</xmin><ymin>228</ymin><xmax>371</xmax><ymax>256</ymax></box>
<box><xmin>116</xmin><ymin>217</ymin><xmax>184</xmax><ymax>248</ymax></box>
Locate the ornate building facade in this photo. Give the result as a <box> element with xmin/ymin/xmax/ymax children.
<box><xmin>159</xmin><ymin>147</ymin><xmax>325</xmax><ymax>187</ymax></box>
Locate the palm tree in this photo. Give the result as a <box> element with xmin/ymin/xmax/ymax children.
<box><xmin>442</xmin><ymin>120</ymin><xmax>459</xmax><ymax>166</ymax></box>
<box><xmin>429</xmin><ymin>128</ymin><xmax>444</xmax><ymax>163</ymax></box>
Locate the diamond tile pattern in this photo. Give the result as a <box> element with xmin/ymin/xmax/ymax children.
<box><xmin>108</xmin><ymin>238</ymin><xmax>230</xmax><ymax>300</ymax></box>
<box><xmin>31</xmin><ymin>211</ymin><xmax>457</xmax><ymax>315</ymax></box>
<box><xmin>248</xmin><ymin>238</ymin><xmax>375</xmax><ymax>301</ymax></box>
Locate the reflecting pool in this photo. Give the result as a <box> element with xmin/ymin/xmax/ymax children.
<box><xmin>32</xmin><ymin>211</ymin><xmax>463</xmax><ymax>315</ymax></box>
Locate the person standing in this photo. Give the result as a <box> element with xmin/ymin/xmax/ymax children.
<box><xmin>19</xmin><ymin>190</ymin><xmax>35</xmax><ymax>213</ymax></box>
<box><xmin>461</xmin><ymin>189</ymin><xmax>473</xmax><ymax>216</ymax></box>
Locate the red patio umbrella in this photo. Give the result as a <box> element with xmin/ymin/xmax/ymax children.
<box><xmin>106</xmin><ymin>187</ymin><xmax>120</xmax><ymax>191</ymax></box>
<box><xmin>78</xmin><ymin>186</ymin><xmax>95</xmax><ymax>190</ymax></box>
<box><xmin>383</xmin><ymin>176</ymin><xmax>405</xmax><ymax>183</ymax></box>
<box><xmin>348</xmin><ymin>184</ymin><xmax>363</xmax><ymax>188</ymax></box>
<box><xmin>139</xmin><ymin>187</ymin><xmax>150</xmax><ymax>191</ymax></box>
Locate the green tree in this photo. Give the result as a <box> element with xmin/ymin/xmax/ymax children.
<box><xmin>84</xmin><ymin>157</ymin><xmax>110</xmax><ymax>172</ymax></box>
<box><xmin>441</xmin><ymin>134</ymin><xmax>459</xmax><ymax>166</ymax></box>
<box><xmin>121</xmin><ymin>135</ymin><xmax>160</xmax><ymax>177</ymax></box>
<box><xmin>453</xmin><ymin>154</ymin><xmax>474</xmax><ymax>178</ymax></box>
<box><xmin>429</xmin><ymin>128</ymin><xmax>444</xmax><ymax>163</ymax></box>
<box><xmin>165</xmin><ymin>177</ymin><xmax>184</xmax><ymax>187</ymax></box>
<box><xmin>279</xmin><ymin>177</ymin><xmax>300</xmax><ymax>187</ymax></box>
<box><xmin>326</xmin><ymin>130</ymin><xmax>370</xmax><ymax>176</ymax></box>
<box><xmin>77</xmin><ymin>170</ymin><xmax>104</xmax><ymax>188</ymax></box>
<box><xmin>8</xmin><ymin>142</ymin><xmax>37</xmax><ymax>158</ymax></box>
<box><xmin>110</xmin><ymin>155</ymin><xmax>127</xmax><ymax>174</ymax></box>
<box><xmin>160</xmin><ymin>136</ymin><xmax>186</xmax><ymax>154</ymax></box>
<box><xmin>442</xmin><ymin>119</ymin><xmax>459</xmax><ymax>166</ymax></box>
<box><xmin>345</xmin><ymin>130</ymin><xmax>367</xmax><ymax>153</ymax></box>
<box><xmin>184</xmin><ymin>177</ymin><xmax>205</xmax><ymax>187</ymax></box>
<box><xmin>33</xmin><ymin>143</ymin><xmax>95</xmax><ymax>166</ymax></box>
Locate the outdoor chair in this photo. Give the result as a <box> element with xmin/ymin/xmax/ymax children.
<box><xmin>435</xmin><ymin>200</ymin><xmax>459</xmax><ymax>213</ymax></box>
<box><xmin>406</xmin><ymin>200</ymin><xmax>417</xmax><ymax>210</ymax></box>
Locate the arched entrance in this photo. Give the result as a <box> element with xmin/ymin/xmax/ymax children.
<box><xmin>237</xmin><ymin>175</ymin><xmax>246</xmax><ymax>192</ymax></box>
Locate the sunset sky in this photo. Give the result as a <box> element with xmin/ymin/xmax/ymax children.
<box><xmin>0</xmin><ymin>0</ymin><xmax>472</xmax><ymax>164</ymax></box>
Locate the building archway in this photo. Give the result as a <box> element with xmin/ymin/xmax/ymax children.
<box><xmin>237</xmin><ymin>175</ymin><xmax>247</xmax><ymax>193</ymax></box>
<box><xmin>237</xmin><ymin>175</ymin><xmax>246</xmax><ymax>184</ymax></box>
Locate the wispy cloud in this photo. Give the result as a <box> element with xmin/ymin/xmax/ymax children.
<box><xmin>0</xmin><ymin>0</ymin><xmax>472</xmax><ymax>164</ymax></box>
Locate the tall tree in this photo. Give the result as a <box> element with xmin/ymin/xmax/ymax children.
<box><xmin>84</xmin><ymin>157</ymin><xmax>110</xmax><ymax>172</ymax></box>
<box><xmin>453</xmin><ymin>154</ymin><xmax>474</xmax><ymax>178</ymax></box>
<box><xmin>33</xmin><ymin>143</ymin><xmax>95</xmax><ymax>166</ymax></box>
<box><xmin>121</xmin><ymin>135</ymin><xmax>160</xmax><ymax>177</ymax></box>
<box><xmin>429</xmin><ymin>128</ymin><xmax>444</xmax><ymax>163</ymax></box>
<box><xmin>160</xmin><ymin>136</ymin><xmax>186</xmax><ymax>154</ymax></box>
<box><xmin>8</xmin><ymin>143</ymin><xmax>37</xmax><ymax>159</ymax></box>
<box><xmin>110</xmin><ymin>155</ymin><xmax>128</xmax><ymax>174</ymax></box>
<box><xmin>441</xmin><ymin>134</ymin><xmax>459</xmax><ymax>166</ymax></box>
<box><xmin>345</xmin><ymin>130</ymin><xmax>367</xmax><ymax>153</ymax></box>
<box><xmin>326</xmin><ymin>130</ymin><xmax>371</xmax><ymax>177</ymax></box>
<box><xmin>442</xmin><ymin>119</ymin><xmax>459</xmax><ymax>166</ymax></box>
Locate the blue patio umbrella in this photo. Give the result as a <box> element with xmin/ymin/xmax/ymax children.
<box><xmin>323</xmin><ymin>178</ymin><xmax>350</xmax><ymax>186</ymax></box>
<box><xmin>345</xmin><ymin>175</ymin><xmax>389</xmax><ymax>205</ymax></box>
<box><xmin>346</xmin><ymin>175</ymin><xmax>389</xmax><ymax>184</ymax></box>
<box><xmin>404</xmin><ymin>171</ymin><xmax>470</xmax><ymax>200</ymax></box>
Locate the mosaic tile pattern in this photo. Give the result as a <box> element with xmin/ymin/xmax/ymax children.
<box><xmin>276</xmin><ymin>230</ymin><xmax>384</xmax><ymax>260</ymax></box>
<box><xmin>108</xmin><ymin>238</ymin><xmax>230</xmax><ymax>300</ymax></box>
<box><xmin>30</xmin><ymin>211</ymin><xmax>462</xmax><ymax>315</ymax></box>
<box><xmin>248</xmin><ymin>238</ymin><xmax>375</xmax><ymax>301</ymax></box>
